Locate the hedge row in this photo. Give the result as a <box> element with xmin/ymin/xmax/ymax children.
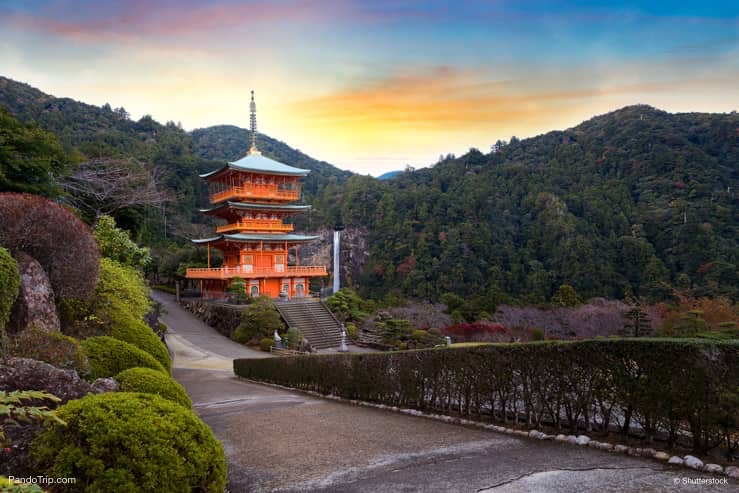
<box><xmin>235</xmin><ymin>339</ymin><xmax>738</xmax><ymax>453</ymax></box>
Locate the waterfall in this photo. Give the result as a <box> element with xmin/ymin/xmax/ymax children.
<box><xmin>333</xmin><ymin>229</ymin><xmax>340</xmax><ymax>294</ymax></box>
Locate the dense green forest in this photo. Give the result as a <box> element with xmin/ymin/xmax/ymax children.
<box><xmin>320</xmin><ymin>105</ymin><xmax>738</xmax><ymax>306</ymax></box>
<box><xmin>1</xmin><ymin>76</ymin><xmax>736</xmax><ymax>306</ymax></box>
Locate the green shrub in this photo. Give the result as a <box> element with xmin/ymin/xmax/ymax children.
<box><xmin>285</xmin><ymin>327</ymin><xmax>303</xmax><ymax>349</ymax></box>
<box><xmin>115</xmin><ymin>368</ymin><xmax>191</xmax><ymax>408</ymax></box>
<box><xmin>530</xmin><ymin>328</ymin><xmax>545</xmax><ymax>341</ymax></box>
<box><xmin>411</xmin><ymin>329</ymin><xmax>427</xmax><ymax>341</ymax></box>
<box><xmin>31</xmin><ymin>392</ymin><xmax>226</xmax><ymax>492</ymax></box>
<box><xmin>94</xmin><ymin>215</ymin><xmax>151</xmax><ymax>269</ymax></box>
<box><xmin>108</xmin><ymin>308</ymin><xmax>170</xmax><ymax>370</ymax></box>
<box><xmin>345</xmin><ymin>322</ymin><xmax>358</xmax><ymax>340</ymax></box>
<box><xmin>259</xmin><ymin>337</ymin><xmax>274</xmax><ymax>352</ymax></box>
<box><xmin>8</xmin><ymin>327</ymin><xmax>88</xmax><ymax>374</ymax></box>
<box><xmin>232</xmin><ymin>296</ymin><xmax>283</xmax><ymax>344</ymax></box>
<box><xmin>235</xmin><ymin>339</ymin><xmax>739</xmax><ymax>453</ymax></box>
<box><xmin>94</xmin><ymin>258</ymin><xmax>152</xmax><ymax>321</ymax></box>
<box><xmin>81</xmin><ymin>336</ymin><xmax>164</xmax><ymax>380</ymax></box>
<box><xmin>0</xmin><ymin>246</ymin><xmax>20</xmax><ymax>331</ymax></box>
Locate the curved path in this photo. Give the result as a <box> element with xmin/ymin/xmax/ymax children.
<box><xmin>155</xmin><ymin>292</ymin><xmax>736</xmax><ymax>493</ymax></box>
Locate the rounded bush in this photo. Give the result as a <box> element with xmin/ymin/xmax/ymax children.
<box><xmin>259</xmin><ymin>337</ymin><xmax>274</xmax><ymax>352</ymax></box>
<box><xmin>9</xmin><ymin>326</ymin><xmax>88</xmax><ymax>374</ymax></box>
<box><xmin>0</xmin><ymin>246</ymin><xmax>20</xmax><ymax>329</ymax></box>
<box><xmin>31</xmin><ymin>392</ymin><xmax>226</xmax><ymax>492</ymax></box>
<box><xmin>81</xmin><ymin>336</ymin><xmax>164</xmax><ymax>380</ymax></box>
<box><xmin>109</xmin><ymin>312</ymin><xmax>171</xmax><ymax>370</ymax></box>
<box><xmin>115</xmin><ymin>367</ymin><xmax>192</xmax><ymax>408</ymax></box>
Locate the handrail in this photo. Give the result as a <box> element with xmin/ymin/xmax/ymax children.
<box><xmin>211</xmin><ymin>184</ymin><xmax>300</xmax><ymax>203</ymax></box>
<box><xmin>216</xmin><ymin>220</ymin><xmax>294</xmax><ymax>233</ymax></box>
<box><xmin>186</xmin><ymin>265</ymin><xmax>327</xmax><ymax>279</ymax></box>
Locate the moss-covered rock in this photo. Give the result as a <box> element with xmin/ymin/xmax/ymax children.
<box><xmin>31</xmin><ymin>392</ymin><xmax>226</xmax><ymax>492</ymax></box>
<box><xmin>115</xmin><ymin>367</ymin><xmax>191</xmax><ymax>408</ymax></box>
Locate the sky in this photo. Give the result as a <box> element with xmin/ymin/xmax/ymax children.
<box><xmin>1</xmin><ymin>1</ymin><xmax>737</xmax><ymax>175</ymax></box>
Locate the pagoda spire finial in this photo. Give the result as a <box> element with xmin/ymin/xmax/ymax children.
<box><xmin>248</xmin><ymin>90</ymin><xmax>260</xmax><ymax>155</ymax></box>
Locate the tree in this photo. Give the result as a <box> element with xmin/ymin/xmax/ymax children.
<box><xmin>622</xmin><ymin>297</ymin><xmax>652</xmax><ymax>337</ymax></box>
<box><xmin>0</xmin><ymin>107</ymin><xmax>69</xmax><ymax>196</ymax></box>
<box><xmin>232</xmin><ymin>296</ymin><xmax>284</xmax><ymax>344</ymax></box>
<box><xmin>0</xmin><ymin>246</ymin><xmax>19</xmax><ymax>332</ymax></box>
<box><xmin>0</xmin><ymin>193</ymin><xmax>100</xmax><ymax>300</ymax></box>
<box><xmin>94</xmin><ymin>215</ymin><xmax>151</xmax><ymax>269</ymax></box>
<box><xmin>56</xmin><ymin>158</ymin><xmax>165</xmax><ymax>221</ymax></box>
<box><xmin>551</xmin><ymin>284</ymin><xmax>582</xmax><ymax>307</ymax></box>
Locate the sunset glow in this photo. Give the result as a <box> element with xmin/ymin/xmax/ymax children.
<box><xmin>2</xmin><ymin>1</ymin><xmax>737</xmax><ymax>174</ymax></box>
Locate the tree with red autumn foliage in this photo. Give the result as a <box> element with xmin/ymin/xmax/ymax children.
<box><xmin>0</xmin><ymin>192</ymin><xmax>100</xmax><ymax>299</ymax></box>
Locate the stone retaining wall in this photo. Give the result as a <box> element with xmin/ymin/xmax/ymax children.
<box><xmin>180</xmin><ymin>299</ymin><xmax>244</xmax><ymax>338</ymax></box>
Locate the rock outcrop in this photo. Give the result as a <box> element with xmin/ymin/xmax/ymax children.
<box><xmin>7</xmin><ymin>252</ymin><xmax>60</xmax><ymax>334</ymax></box>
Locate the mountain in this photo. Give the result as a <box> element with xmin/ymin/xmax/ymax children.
<box><xmin>0</xmin><ymin>76</ymin><xmax>351</xmax><ymax>236</ymax></box>
<box><xmin>316</xmin><ymin>105</ymin><xmax>738</xmax><ymax>306</ymax></box>
<box><xmin>377</xmin><ymin>170</ymin><xmax>403</xmax><ymax>180</ymax></box>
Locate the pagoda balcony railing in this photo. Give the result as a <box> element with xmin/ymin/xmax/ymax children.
<box><xmin>210</xmin><ymin>184</ymin><xmax>300</xmax><ymax>204</ymax></box>
<box><xmin>186</xmin><ymin>265</ymin><xmax>327</xmax><ymax>280</ymax></box>
<box><xmin>215</xmin><ymin>220</ymin><xmax>294</xmax><ymax>234</ymax></box>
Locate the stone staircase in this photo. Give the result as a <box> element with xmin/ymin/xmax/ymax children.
<box><xmin>274</xmin><ymin>299</ymin><xmax>343</xmax><ymax>350</ymax></box>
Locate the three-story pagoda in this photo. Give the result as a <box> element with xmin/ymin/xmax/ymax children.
<box><xmin>186</xmin><ymin>92</ymin><xmax>327</xmax><ymax>299</ymax></box>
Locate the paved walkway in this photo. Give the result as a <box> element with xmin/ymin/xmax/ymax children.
<box><xmin>158</xmin><ymin>292</ymin><xmax>736</xmax><ymax>493</ymax></box>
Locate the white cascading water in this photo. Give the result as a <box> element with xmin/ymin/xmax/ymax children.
<box><xmin>333</xmin><ymin>229</ymin><xmax>340</xmax><ymax>294</ymax></box>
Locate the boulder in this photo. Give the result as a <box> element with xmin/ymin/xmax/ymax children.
<box><xmin>614</xmin><ymin>445</ymin><xmax>629</xmax><ymax>453</ymax></box>
<box><xmin>7</xmin><ymin>252</ymin><xmax>60</xmax><ymax>334</ymax></box>
<box><xmin>575</xmin><ymin>435</ymin><xmax>590</xmax><ymax>445</ymax></box>
<box><xmin>91</xmin><ymin>377</ymin><xmax>120</xmax><ymax>393</ymax></box>
<box><xmin>724</xmin><ymin>466</ymin><xmax>739</xmax><ymax>479</ymax></box>
<box><xmin>653</xmin><ymin>451</ymin><xmax>671</xmax><ymax>461</ymax></box>
<box><xmin>683</xmin><ymin>455</ymin><xmax>704</xmax><ymax>470</ymax></box>
<box><xmin>703</xmin><ymin>464</ymin><xmax>723</xmax><ymax>474</ymax></box>
<box><xmin>668</xmin><ymin>456</ymin><xmax>684</xmax><ymax>465</ymax></box>
<box><xmin>0</xmin><ymin>357</ymin><xmax>89</xmax><ymax>403</ymax></box>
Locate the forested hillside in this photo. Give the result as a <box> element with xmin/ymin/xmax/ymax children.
<box><xmin>316</xmin><ymin>106</ymin><xmax>738</xmax><ymax>305</ymax></box>
<box><xmin>1</xmin><ymin>76</ymin><xmax>736</xmax><ymax>306</ymax></box>
<box><xmin>0</xmin><ymin>77</ymin><xmax>350</xmax><ymax>239</ymax></box>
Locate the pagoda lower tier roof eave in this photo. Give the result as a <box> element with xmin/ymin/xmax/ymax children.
<box><xmin>191</xmin><ymin>233</ymin><xmax>321</xmax><ymax>244</ymax></box>
<box><xmin>199</xmin><ymin>201</ymin><xmax>312</xmax><ymax>215</ymax></box>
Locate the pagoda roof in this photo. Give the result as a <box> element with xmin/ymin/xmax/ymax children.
<box><xmin>192</xmin><ymin>233</ymin><xmax>320</xmax><ymax>244</ymax></box>
<box><xmin>200</xmin><ymin>201</ymin><xmax>311</xmax><ymax>214</ymax></box>
<box><xmin>199</xmin><ymin>153</ymin><xmax>310</xmax><ymax>179</ymax></box>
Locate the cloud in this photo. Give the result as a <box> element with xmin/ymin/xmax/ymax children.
<box><xmin>0</xmin><ymin>1</ymin><xmax>344</xmax><ymax>43</ymax></box>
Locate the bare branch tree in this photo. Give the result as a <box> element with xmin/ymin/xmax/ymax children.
<box><xmin>56</xmin><ymin>158</ymin><xmax>167</xmax><ymax>220</ymax></box>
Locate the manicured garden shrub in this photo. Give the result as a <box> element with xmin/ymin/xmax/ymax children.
<box><xmin>232</xmin><ymin>296</ymin><xmax>283</xmax><ymax>344</ymax></box>
<box><xmin>109</xmin><ymin>311</ymin><xmax>170</xmax><ymax>370</ymax></box>
<box><xmin>93</xmin><ymin>258</ymin><xmax>151</xmax><ymax>321</ymax></box>
<box><xmin>285</xmin><ymin>327</ymin><xmax>303</xmax><ymax>349</ymax></box>
<box><xmin>235</xmin><ymin>339</ymin><xmax>739</xmax><ymax>454</ymax></box>
<box><xmin>0</xmin><ymin>246</ymin><xmax>20</xmax><ymax>331</ymax></box>
<box><xmin>115</xmin><ymin>368</ymin><xmax>191</xmax><ymax>408</ymax></box>
<box><xmin>8</xmin><ymin>327</ymin><xmax>88</xmax><ymax>374</ymax></box>
<box><xmin>81</xmin><ymin>336</ymin><xmax>164</xmax><ymax>380</ymax></box>
<box><xmin>31</xmin><ymin>392</ymin><xmax>226</xmax><ymax>492</ymax></box>
<box><xmin>0</xmin><ymin>193</ymin><xmax>99</xmax><ymax>300</ymax></box>
<box><xmin>260</xmin><ymin>337</ymin><xmax>274</xmax><ymax>352</ymax></box>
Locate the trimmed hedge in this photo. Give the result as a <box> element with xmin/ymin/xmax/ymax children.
<box><xmin>81</xmin><ymin>336</ymin><xmax>165</xmax><ymax>380</ymax></box>
<box><xmin>115</xmin><ymin>367</ymin><xmax>192</xmax><ymax>408</ymax></box>
<box><xmin>109</xmin><ymin>311</ymin><xmax>171</xmax><ymax>370</ymax></box>
<box><xmin>235</xmin><ymin>339</ymin><xmax>739</xmax><ymax>453</ymax></box>
<box><xmin>31</xmin><ymin>392</ymin><xmax>226</xmax><ymax>492</ymax></box>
